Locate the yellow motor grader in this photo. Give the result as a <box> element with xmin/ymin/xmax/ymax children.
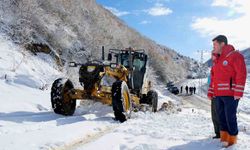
<box><xmin>50</xmin><ymin>47</ymin><xmax>158</xmax><ymax>122</ymax></box>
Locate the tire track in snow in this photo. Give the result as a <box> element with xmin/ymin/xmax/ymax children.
<box><xmin>180</xmin><ymin>94</ymin><xmax>210</xmax><ymax>111</ymax></box>
<box><xmin>50</xmin><ymin>124</ymin><xmax>118</xmax><ymax>150</ymax></box>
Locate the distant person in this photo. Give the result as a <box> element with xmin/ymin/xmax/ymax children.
<box><xmin>180</xmin><ymin>86</ymin><xmax>183</xmax><ymax>94</ymax></box>
<box><xmin>189</xmin><ymin>87</ymin><xmax>193</xmax><ymax>95</ymax></box>
<box><xmin>185</xmin><ymin>86</ymin><xmax>188</xmax><ymax>95</ymax></box>
<box><xmin>193</xmin><ymin>87</ymin><xmax>196</xmax><ymax>94</ymax></box>
<box><xmin>209</xmin><ymin>35</ymin><xmax>247</xmax><ymax>147</ymax></box>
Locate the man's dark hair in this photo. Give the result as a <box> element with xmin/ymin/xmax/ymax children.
<box><xmin>212</xmin><ymin>35</ymin><xmax>228</xmax><ymax>45</ymax></box>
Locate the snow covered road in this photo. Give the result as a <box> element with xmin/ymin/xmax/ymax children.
<box><xmin>0</xmin><ymin>80</ymin><xmax>118</xmax><ymax>150</ymax></box>
<box><xmin>68</xmin><ymin>90</ymin><xmax>250</xmax><ymax>150</ymax></box>
<box><xmin>1</xmin><ymin>80</ymin><xmax>250</xmax><ymax>150</ymax></box>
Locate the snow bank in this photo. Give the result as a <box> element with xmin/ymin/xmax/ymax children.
<box><xmin>0</xmin><ymin>35</ymin><xmax>62</xmax><ymax>89</ymax></box>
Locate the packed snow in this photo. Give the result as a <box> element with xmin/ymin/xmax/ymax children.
<box><xmin>0</xmin><ymin>36</ymin><xmax>250</xmax><ymax>150</ymax></box>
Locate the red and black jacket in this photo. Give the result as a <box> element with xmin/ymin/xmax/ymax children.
<box><xmin>208</xmin><ymin>45</ymin><xmax>247</xmax><ymax>98</ymax></box>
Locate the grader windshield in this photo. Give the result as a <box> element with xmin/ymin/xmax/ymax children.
<box><xmin>108</xmin><ymin>48</ymin><xmax>148</xmax><ymax>92</ymax></box>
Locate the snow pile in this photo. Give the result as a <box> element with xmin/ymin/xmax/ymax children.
<box><xmin>0</xmin><ymin>35</ymin><xmax>61</xmax><ymax>89</ymax></box>
<box><xmin>0</xmin><ymin>79</ymin><xmax>51</xmax><ymax>113</ymax></box>
<box><xmin>0</xmin><ymin>33</ymin><xmax>64</xmax><ymax>114</ymax></box>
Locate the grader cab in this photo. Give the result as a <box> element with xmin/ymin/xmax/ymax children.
<box><xmin>50</xmin><ymin>47</ymin><xmax>158</xmax><ymax>122</ymax></box>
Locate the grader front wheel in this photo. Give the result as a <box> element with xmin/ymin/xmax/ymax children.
<box><xmin>112</xmin><ymin>81</ymin><xmax>132</xmax><ymax>123</ymax></box>
<box><xmin>51</xmin><ymin>78</ymin><xmax>76</xmax><ymax>116</ymax></box>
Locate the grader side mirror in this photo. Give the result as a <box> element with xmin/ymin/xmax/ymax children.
<box><xmin>108</xmin><ymin>53</ymin><xmax>112</xmax><ymax>61</ymax></box>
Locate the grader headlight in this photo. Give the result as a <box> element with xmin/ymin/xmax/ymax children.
<box><xmin>110</xmin><ymin>63</ymin><xmax>118</xmax><ymax>69</ymax></box>
<box><xmin>87</xmin><ymin>66</ymin><xmax>96</xmax><ymax>72</ymax></box>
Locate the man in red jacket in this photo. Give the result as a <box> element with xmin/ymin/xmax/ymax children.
<box><xmin>211</xmin><ymin>35</ymin><xmax>247</xmax><ymax>147</ymax></box>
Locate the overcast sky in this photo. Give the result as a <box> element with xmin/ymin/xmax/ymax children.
<box><xmin>96</xmin><ymin>0</ymin><xmax>250</xmax><ymax>62</ymax></box>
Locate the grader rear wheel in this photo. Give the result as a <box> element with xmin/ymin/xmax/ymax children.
<box><xmin>147</xmin><ymin>90</ymin><xmax>158</xmax><ymax>112</ymax></box>
<box><xmin>112</xmin><ymin>81</ymin><xmax>132</xmax><ymax>123</ymax></box>
<box><xmin>51</xmin><ymin>78</ymin><xmax>76</xmax><ymax>116</ymax></box>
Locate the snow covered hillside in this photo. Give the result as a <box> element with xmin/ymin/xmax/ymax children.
<box><xmin>0</xmin><ymin>0</ymin><xmax>201</xmax><ymax>82</ymax></box>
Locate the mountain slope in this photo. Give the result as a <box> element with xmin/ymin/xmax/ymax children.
<box><xmin>0</xmin><ymin>0</ymin><xmax>200</xmax><ymax>83</ymax></box>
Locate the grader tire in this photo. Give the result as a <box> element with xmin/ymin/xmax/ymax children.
<box><xmin>112</xmin><ymin>81</ymin><xmax>132</xmax><ymax>123</ymax></box>
<box><xmin>147</xmin><ymin>90</ymin><xmax>158</xmax><ymax>112</ymax></box>
<box><xmin>51</xmin><ymin>78</ymin><xmax>76</xmax><ymax>116</ymax></box>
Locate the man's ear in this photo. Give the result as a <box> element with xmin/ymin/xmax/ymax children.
<box><xmin>219</xmin><ymin>44</ymin><xmax>224</xmax><ymax>52</ymax></box>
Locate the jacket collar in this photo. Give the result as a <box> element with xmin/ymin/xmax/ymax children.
<box><xmin>220</xmin><ymin>44</ymin><xmax>235</xmax><ymax>58</ymax></box>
